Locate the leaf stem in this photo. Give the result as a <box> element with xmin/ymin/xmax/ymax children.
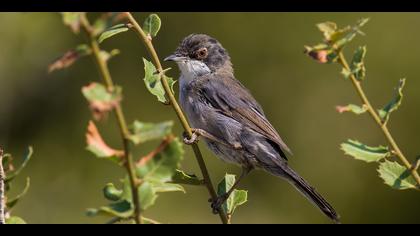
<box><xmin>0</xmin><ymin>148</ymin><xmax>5</xmax><ymax>224</ymax></box>
<box><xmin>337</xmin><ymin>52</ymin><xmax>420</xmax><ymax>186</ymax></box>
<box><xmin>80</xmin><ymin>14</ymin><xmax>143</xmax><ymax>224</ymax></box>
<box><xmin>123</xmin><ymin>12</ymin><xmax>229</xmax><ymax>224</ymax></box>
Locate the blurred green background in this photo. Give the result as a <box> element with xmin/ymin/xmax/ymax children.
<box><xmin>0</xmin><ymin>12</ymin><xmax>419</xmax><ymax>224</ymax></box>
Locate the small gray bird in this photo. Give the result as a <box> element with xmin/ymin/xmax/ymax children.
<box><xmin>165</xmin><ymin>34</ymin><xmax>340</xmax><ymax>223</ymax></box>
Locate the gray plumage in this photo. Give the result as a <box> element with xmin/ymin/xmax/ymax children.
<box><xmin>165</xmin><ymin>34</ymin><xmax>340</xmax><ymax>223</ymax></box>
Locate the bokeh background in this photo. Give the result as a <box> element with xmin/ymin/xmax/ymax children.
<box><xmin>0</xmin><ymin>12</ymin><xmax>419</xmax><ymax>224</ymax></box>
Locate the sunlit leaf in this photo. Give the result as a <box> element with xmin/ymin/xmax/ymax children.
<box><xmin>85</xmin><ymin>121</ymin><xmax>124</xmax><ymax>163</ymax></box>
<box><xmin>61</xmin><ymin>12</ymin><xmax>84</xmax><ymax>34</ymax></box>
<box><xmin>217</xmin><ymin>174</ymin><xmax>248</xmax><ymax>216</ymax></box>
<box><xmin>340</xmin><ymin>140</ymin><xmax>390</xmax><ymax>163</ymax></box>
<box><xmin>336</xmin><ymin>104</ymin><xmax>367</xmax><ymax>115</ymax></box>
<box><xmin>128</xmin><ymin>120</ymin><xmax>173</xmax><ymax>145</ymax></box>
<box><xmin>378</xmin><ymin>160</ymin><xmax>418</xmax><ymax>190</ymax></box>
<box><xmin>48</xmin><ymin>44</ymin><xmax>91</xmax><ymax>73</ymax></box>
<box><xmin>171</xmin><ymin>169</ymin><xmax>204</xmax><ymax>186</ymax></box>
<box><xmin>316</xmin><ymin>18</ymin><xmax>369</xmax><ymax>49</ymax></box>
<box><xmin>5</xmin><ymin>146</ymin><xmax>33</xmax><ymax>183</ymax></box>
<box><xmin>103</xmin><ymin>183</ymin><xmax>123</xmax><ymax>201</ymax></box>
<box><xmin>5</xmin><ymin>216</ymin><xmax>26</xmax><ymax>224</ymax></box>
<box><xmin>6</xmin><ymin>178</ymin><xmax>30</xmax><ymax>209</ymax></box>
<box><xmin>316</xmin><ymin>21</ymin><xmax>337</xmax><ymax>40</ymax></box>
<box><xmin>98</xmin><ymin>24</ymin><xmax>130</xmax><ymax>44</ymax></box>
<box><xmin>82</xmin><ymin>82</ymin><xmax>122</xmax><ymax>121</ymax></box>
<box><xmin>142</xmin><ymin>58</ymin><xmax>175</xmax><ymax>103</ymax></box>
<box><xmin>378</xmin><ymin>78</ymin><xmax>406</xmax><ymax>123</ymax></box>
<box><xmin>143</xmin><ymin>14</ymin><xmax>161</xmax><ymax>38</ymax></box>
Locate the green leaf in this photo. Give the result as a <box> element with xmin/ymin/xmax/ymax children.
<box><xmin>149</xmin><ymin>180</ymin><xmax>185</xmax><ymax>193</ymax></box>
<box><xmin>143</xmin><ymin>14</ymin><xmax>161</xmax><ymax>38</ymax></box>
<box><xmin>350</xmin><ymin>46</ymin><xmax>367</xmax><ymax>81</ymax></box>
<box><xmin>98</xmin><ymin>24</ymin><xmax>130</xmax><ymax>44</ymax></box>
<box><xmin>143</xmin><ymin>58</ymin><xmax>170</xmax><ymax>103</ymax></box>
<box><xmin>340</xmin><ymin>140</ymin><xmax>390</xmax><ymax>163</ymax></box>
<box><xmin>317</xmin><ymin>18</ymin><xmax>369</xmax><ymax>49</ymax></box>
<box><xmin>92</xmin><ymin>13</ymin><xmax>125</xmax><ymax>36</ymax></box>
<box><xmin>217</xmin><ymin>174</ymin><xmax>248</xmax><ymax>216</ymax></box>
<box><xmin>128</xmin><ymin>120</ymin><xmax>173</xmax><ymax>145</ymax></box>
<box><xmin>378</xmin><ymin>78</ymin><xmax>406</xmax><ymax>122</ymax></box>
<box><xmin>6</xmin><ymin>216</ymin><xmax>26</xmax><ymax>224</ymax></box>
<box><xmin>48</xmin><ymin>44</ymin><xmax>92</xmax><ymax>73</ymax></box>
<box><xmin>142</xmin><ymin>217</ymin><xmax>160</xmax><ymax>224</ymax></box>
<box><xmin>103</xmin><ymin>183</ymin><xmax>123</xmax><ymax>201</ymax></box>
<box><xmin>138</xmin><ymin>181</ymin><xmax>158</xmax><ymax>210</ymax></box>
<box><xmin>336</xmin><ymin>104</ymin><xmax>367</xmax><ymax>115</ymax></box>
<box><xmin>86</xmin><ymin>200</ymin><xmax>133</xmax><ymax>218</ymax></box>
<box><xmin>378</xmin><ymin>160</ymin><xmax>418</xmax><ymax>190</ymax></box>
<box><xmin>136</xmin><ymin>138</ymin><xmax>185</xmax><ymax>210</ymax></box>
<box><xmin>171</xmin><ymin>169</ymin><xmax>204</xmax><ymax>186</ymax></box>
<box><xmin>61</xmin><ymin>12</ymin><xmax>84</xmax><ymax>34</ymax></box>
<box><xmin>100</xmin><ymin>49</ymin><xmax>120</xmax><ymax>62</ymax></box>
<box><xmin>136</xmin><ymin>137</ymin><xmax>184</xmax><ymax>183</ymax></box>
<box><xmin>6</xmin><ymin>177</ymin><xmax>30</xmax><ymax>209</ymax></box>
<box><xmin>82</xmin><ymin>82</ymin><xmax>122</xmax><ymax>121</ymax></box>
<box><xmin>5</xmin><ymin>146</ymin><xmax>33</xmax><ymax>183</ymax></box>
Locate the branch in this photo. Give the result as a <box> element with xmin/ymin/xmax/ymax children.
<box><xmin>79</xmin><ymin>15</ymin><xmax>143</xmax><ymax>224</ymax></box>
<box><xmin>0</xmin><ymin>148</ymin><xmax>5</xmax><ymax>224</ymax></box>
<box><xmin>337</xmin><ymin>52</ymin><xmax>420</xmax><ymax>185</ymax></box>
<box><xmin>123</xmin><ymin>12</ymin><xmax>229</xmax><ymax>224</ymax></box>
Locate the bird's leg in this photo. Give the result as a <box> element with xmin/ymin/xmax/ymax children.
<box><xmin>210</xmin><ymin>166</ymin><xmax>253</xmax><ymax>214</ymax></box>
<box><xmin>183</xmin><ymin>128</ymin><xmax>242</xmax><ymax>149</ymax></box>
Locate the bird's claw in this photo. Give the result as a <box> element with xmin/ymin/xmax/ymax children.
<box><xmin>209</xmin><ymin>194</ymin><xmax>228</xmax><ymax>214</ymax></box>
<box><xmin>183</xmin><ymin>130</ymin><xmax>199</xmax><ymax>145</ymax></box>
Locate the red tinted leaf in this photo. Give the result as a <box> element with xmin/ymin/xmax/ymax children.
<box><xmin>81</xmin><ymin>83</ymin><xmax>122</xmax><ymax>121</ymax></box>
<box><xmin>49</xmin><ymin>44</ymin><xmax>91</xmax><ymax>73</ymax></box>
<box><xmin>86</xmin><ymin>121</ymin><xmax>124</xmax><ymax>158</ymax></box>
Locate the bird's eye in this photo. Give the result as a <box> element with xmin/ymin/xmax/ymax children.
<box><xmin>196</xmin><ymin>48</ymin><xmax>208</xmax><ymax>59</ymax></box>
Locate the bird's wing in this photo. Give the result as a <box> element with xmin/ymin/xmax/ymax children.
<box><xmin>197</xmin><ymin>74</ymin><xmax>293</xmax><ymax>157</ymax></box>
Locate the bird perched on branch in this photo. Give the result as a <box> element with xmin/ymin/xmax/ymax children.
<box><xmin>165</xmin><ymin>34</ymin><xmax>340</xmax><ymax>223</ymax></box>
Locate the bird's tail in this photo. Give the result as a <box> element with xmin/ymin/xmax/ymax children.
<box><xmin>267</xmin><ymin>164</ymin><xmax>340</xmax><ymax>223</ymax></box>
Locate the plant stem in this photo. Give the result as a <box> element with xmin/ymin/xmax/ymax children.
<box><xmin>80</xmin><ymin>15</ymin><xmax>143</xmax><ymax>224</ymax></box>
<box><xmin>123</xmin><ymin>12</ymin><xmax>229</xmax><ymax>224</ymax></box>
<box><xmin>0</xmin><ymin>148</ymin><xmax>5</xmax><ymax>224</ymax></box>
<box><xmin>337</xmin><ymin>52</ymin><xmax>420</xmax><ymax>186</ymax></box>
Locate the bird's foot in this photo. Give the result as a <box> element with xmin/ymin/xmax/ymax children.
<box><xmin>182</xmin><ymin>129</ymin><xmax>200</xmax><ymax>145</ymax></box>
<box><xmin>209</xmin><ymin>194</ymin><xmax>229</xmax><ymax>214</ymax></box>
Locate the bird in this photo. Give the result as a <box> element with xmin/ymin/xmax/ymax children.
<box><xmin>164</xmin><ymin>34</ymin><xmax>340</xmax><ymax>223</ymax></box>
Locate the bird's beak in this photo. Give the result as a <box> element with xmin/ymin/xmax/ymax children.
<box><xmin>164</xmin><ymin>54</ymin><xmax>187</xmax><ymax>62</ymax></box>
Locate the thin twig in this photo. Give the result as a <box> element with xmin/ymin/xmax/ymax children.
<box><xmin>123</xmin><ymin>12</ymin><xmax>229</xmax><ymax>224</ymax></box>
<box><xmin>79</xmin><ymin>14</ymin><xmax>143</xmax><ymax>224</ymax></box>
<box><xmin>337</xmin><ymin>52</ymin><xmax>420</xmax><ymax>185</ymax></box>
<box><xmin>0</xmin><ymin>148</ymin><xmax>5</xmax><ymax>224</ymax></box>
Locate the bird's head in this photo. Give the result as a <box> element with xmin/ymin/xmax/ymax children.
<box><xmin>164</xmin><ymin>34</ymin><xmax>232</xmax><ymax>78</ymax></box>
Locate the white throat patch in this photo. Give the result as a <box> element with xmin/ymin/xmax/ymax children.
<box><xmin>177</xmin><ymin>59</ymin><xmax>211</xmax><ymax>80</ymax></box>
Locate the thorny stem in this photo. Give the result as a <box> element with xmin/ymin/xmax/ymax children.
<box><xmin>123</xmin><ymin>12</ymin><xmax>229</xmax><ymax>224</ymax></box>
<box><xmin>80</xmin><ymin>15</ymin><xmax>143</xmax><ymax>224</ymax></box>
<box><xmin>0</xmin><ymin>148</ymin><xmax>5</xmax><ymax>224</ymax></box>
<box><xmin>337</xmin><ymin>52</ymin><xmax>420</xmax><ymax>186</ymax></box>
